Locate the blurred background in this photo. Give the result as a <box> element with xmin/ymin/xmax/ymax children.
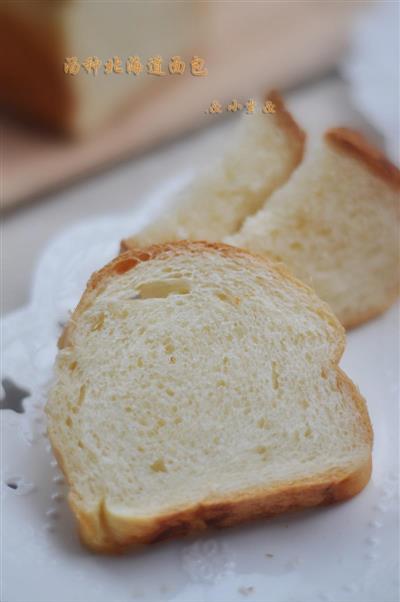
<box><xmin>1</xmin><ymin>0</ymin><xmax>399</xmax><ymax>313</ymax></box>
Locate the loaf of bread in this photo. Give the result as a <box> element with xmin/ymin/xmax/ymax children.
<box><xmin>46</xmin><ymin>242</ymin><xmax>372</xmax><ymax>553</ymax></box>
<box><xmin>228</xmin><ymin>128</ymin><xmax>400</xmax><ymax>328</ymax></box>
<box><xmin>121</xmin><ymin>92</ymin><xmax>305</xmax><ymax>249</ymax></box>
<box><xmin>0</xmin><ymin>1</ymin><xmax>201</xmax><ymax>135</ymax></box>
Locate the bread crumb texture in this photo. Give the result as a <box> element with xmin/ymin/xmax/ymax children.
<box><xmin>47</xmin><ymin>242</ymin><xmax>372</xmax><ymax>552</ymax></box>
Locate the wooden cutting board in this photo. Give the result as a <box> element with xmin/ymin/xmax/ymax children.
<box><xmin>2</xmin><ymin>2</ymin><xmax>364</xmax><ymax>209</ymax></box>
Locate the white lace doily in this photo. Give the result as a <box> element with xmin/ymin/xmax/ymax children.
<box><xmin>1</xmin><ymin>178</ymin><xmax>399</xmax><ymax>602</ymax></box>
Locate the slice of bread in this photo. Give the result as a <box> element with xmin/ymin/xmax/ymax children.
<box><xmin>227</xmin><ymin>128</ymin><xmax>400</xmax><ymax>329</ymax></box>
<box><xmin>121</xmin><ymin>92</ymin><xmax>305</xmax><ymax>250</ymax></box>
<box><xmin>46</xmin><ymin>242</ymin><xmax>372</xmax><ymax>553</ymax></box>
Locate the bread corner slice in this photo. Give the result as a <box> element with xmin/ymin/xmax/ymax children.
<box><xmin>228</xmin><ymin>127</ymin><xmax>400</xmax><ymax>329</ymax></box>
<box><xmin>46</xmin><ymin>241</ymin><xmax>372</xmax><ymax>553</ymax></box>
<box><xmin>121</xmin><ymin>91</ymin><xmax>305</xmax><ymax>252</ymax></box>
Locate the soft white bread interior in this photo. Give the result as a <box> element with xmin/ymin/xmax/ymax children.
<box><xmin>46</xmin><ymin>242</ymin><xmax>372</xmax><ymax>553</ymax></box>
<box><xmin>121</xmin><ymin>92</ymin><xmax>305</xmax><ymax>250</ymax></box>
<box><xmin>227</xmin><ymin>128</ymin><xmax>400</xmax><ymax>329</ymax></box>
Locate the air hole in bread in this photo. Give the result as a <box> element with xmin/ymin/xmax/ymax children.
<box><xmin>136</xmin><ymin>279</ymin><xmax>191</xmax><ymax>299</ymax></box>
<box><xmin>163</xmin><ymin>341</ymin><xmax>175</xmax><ymax>354</ymax></box>
<box><xmin>216</xmin><ymin>291</ymin><xmax>241</xmax><ymax>306</ymax></box>
<box><xmin>289</xmin><ymin>242</ymin><xmax>304</xmax><ymax>251</ymax></box>
<box><xmin>304</xmin><ymin>426</ymin><xmax>313</xmax><ymax>438</ymax></box>
<box><xmin>77</xmin><ymin>385</ymin><xmax>85</xmax><ymax>407</ymax></box>
<box><xmin>255</xmin><ymin>445</ymin><xmax>269</xmax><ymax>459</ymax></box>
<box><xmin>150</xmin><ymin>459</ymin><xmax>167</xmax><ymax>473</ymax></box>
<box><xmin>271</xmin><ymin>361</ymin><xmax>279</xmax><ymax>390</ymax></box>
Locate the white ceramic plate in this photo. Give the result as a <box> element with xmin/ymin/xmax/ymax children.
<box><xmin>1</xmin><ymin>177</ymin><xmax>399</xmax><ymax>602</ymax></box>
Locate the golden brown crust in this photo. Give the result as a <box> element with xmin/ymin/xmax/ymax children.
<box><xmin>267</xmin><ymin>90</ymin><xmax>306</xmax><ymax>159</ymax></box>
<box><xmin>74</xmin><ymin>458</ymin><xmax>372</xmax><ymax>553</ymax></box>
<box><xmin>325</xmin><ymin>128</ymin><xmax>400</xmax><ymax>190</ymax></box>
<box><xmin>335</xmin><ymin>368</ymin><xmax>373</xmax><ymax>447</ymax></box>
<box><xmin>340</xmin><ymin>286</ymin><xmax>399</xmax><ymax>330</ymax></box>
<box><xmin>52</xmin><ymin>241</ymin><xmax>372</xmax><ymax>553</ymax></box>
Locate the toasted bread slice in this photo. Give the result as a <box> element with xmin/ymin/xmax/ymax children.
<box><xmin>46</xmin><ymin>242</ymin><xmax>372</xmax><ymax>553</ymax></box>
<box><xmin>227</xmin><ymin>128</ymin><xmax>400</xmax><ymax>328</ymax></box>
<box><xmin>121</xmin><ymin>92</ymin><xmax>305</xmax><ymax>251</ymax></box>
